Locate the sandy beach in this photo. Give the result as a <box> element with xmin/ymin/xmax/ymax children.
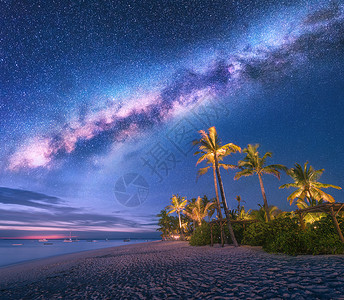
<box><xmin>0</xmin><ymin>241</ymin><xmax>343</xmax><ymax>299</ymax></box>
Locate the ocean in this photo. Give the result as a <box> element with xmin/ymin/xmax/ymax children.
<box><xmin>0</xmin><ymin>239</ymin><xmax>158</xmax><ymax>267</ymax></box>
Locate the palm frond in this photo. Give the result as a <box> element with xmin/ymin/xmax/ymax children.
<box><xmin>220</xmin><ymin>163</ymin><xmax>238</xmax><ymax>170</ymax></box>
<box><xmin>312</xmin><ymin>182</ymin><xmax>341</xmax><ymax>190</ymax></box>
<box><xmin>261</xmin><ymin>151</ymin><xmax>272</xmax><ymax>165</ymax></box>
<box><xmin>261</xmin><ymin>166</ymin><xmax>281</xmax><ymax>179</ymax></box>
<box><xmin>266</xmin><ymin>164</ymin><xmax>288</xmax><ymax>172</ymax></box>
<box><xmin>312</xmin><ymin>188</ymin><xmax>335</xmax><ymax>203</ymax></box>
<box><xmin>234</xmin><ymin>169</ymin><xmax>254</xmax><ymax>180</ymax></box>
<box><xmin>286</xmin><ymin>189</ymin><xmax>304</xmax><ymax>205</ymax></box>
<box><xmin>237</xmin><ymin>160</ymin><xmax>253</xmax><ymax>168</ymax></box>
<box><xmin>196</xmin><ymin>166</ymin><xmax>211</xmax><ymax>180</ymax></box>
<box><xmin>221</xmin><ymin>143</ymin><xmax>241</xmax><ymax>154</ymax></box>
<box><xmin>279</xmin><ymin>183</ymin><xmax>298</xmax><ymax>189</ymax></box>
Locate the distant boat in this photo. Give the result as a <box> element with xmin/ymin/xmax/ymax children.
<box><xmin>63</xmin><ymin>232</ymin><xmax>73</xmax><ymax>242</ymax></box>
<box><xmin>123</xmin><ymin>238</ymin><xmax>130</xmax><ymax>242</ymax></box>
<box><xmin>38</xmin><ymin>238</ymin><xmax>48</xmax><ymax>242</ymax></box>
<box><xmin>12</xmin><ymin>243</ymin><xmax>23</xmax><ymax>246</ymax></box>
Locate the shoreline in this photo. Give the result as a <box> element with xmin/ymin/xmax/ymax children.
<box><xmin>0</xmin><ymin>239</ymin><xmax>158</xmax><ymax>270</ymax></box>
<box><xmin>0</xmin><ymin>240</ymin><xmax>161</xmax><ymax>287</ymax></box>
<box><xmin>1</xmin><ymin>241</ymin><xmax>343</xmax><ymax>298</ymax></box>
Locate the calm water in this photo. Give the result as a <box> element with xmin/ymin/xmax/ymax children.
<box><xmin>0</xmin><ymin>239</ymin><xmax>157</xmax><ymax>267</ymax></box>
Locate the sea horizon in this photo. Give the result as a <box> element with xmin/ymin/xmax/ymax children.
<box><xmin>0</xmin><ymin>237</ymin><xmax>159</xmax><ymax>240</ymax></box>
<box><xmin>0</xmin><ymin>238</ymin><xmax>159</xmax><ymax>268</ymax></box>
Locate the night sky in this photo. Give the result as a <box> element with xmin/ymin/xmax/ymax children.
<box><xmin>1</xmin><ymin>0</ymin><xmax>343</xmax><ymax>239</ymax></box>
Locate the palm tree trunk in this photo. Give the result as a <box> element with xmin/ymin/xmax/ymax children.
<box><xmin>178</xmin><ymin>211</ymin><xmax>184</xmax><ymax>240</ymax></box>
<box><xmin>214</xmin><ymin>155</ymin><xmax>238</xmax><ymax>247</ymax></box>
<box><xmin>212</xmin><ymin>164</ymin><xmax>225</xmax><ymax>247</ymax></box>
<box><xmin>258</xmin><ymin>173</ymin><xmax>271</xmax><ymax>222</ymax></box>
<box><xmin>330</xmin><ymin>206</ymin><xmax>344</xmax><ymax>244</ymax></box>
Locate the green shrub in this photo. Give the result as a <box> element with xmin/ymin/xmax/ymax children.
<box><xmin>242</xmin><ymin>222</ymin><xmax>270</xmax><ymax>246</ymax></box>
<box><xmin>308</xmin><ymin>215</ymin><xmax>344</xmax><ymax>233</ymax></box>
<box><xmin>208</xmin><ymin>223</ymin><xmax>222</xmax><ymax>244</ymax></box>
<box><xmin>243</xmin><ymin>215</ymin><xmax>344</xmax><ymax>255</ymax></box>
<box><xmin>217</xmin><ymin>223</ymin><xmax>245</xmax><ymax>245</ymax></box>
<box><xmin>190</xmin><ymin>215</ymin><xmax>344</xmax><ymax>254</ymax></box>
<box><xmin>303</xmin><ymin>230</ymin><xmax>344</xmax><ymax>255</ymax></box>
<box><xmin>189</xmin><ymin>222</ymin><xmax>245</xmax><ymax>246</ymax></box>
<box><xmin>263</xmin><ymin>230</ymin><xmax>306</xmax><ymax>255</ymax></box>
<box><xmin>264</xmin><ymin>228</ymin><xmax>344</xmax><ymax>256</ymax></box>
<box><xmin>303</xmin><ymin>216</ymin><xmax>344</xmax><ymax>255</ymax></box>
<box><xmin>263</xmin><ymin>217</ymin><xmax>301</xmax><ymax>252</ymax></box>
<box><xmin>189</xmin><ymin>222</ymin><xmax>211</xmax><ymax>246</ymax></box>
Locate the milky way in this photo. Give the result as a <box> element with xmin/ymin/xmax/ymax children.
<box><xmin>7</xmin><ymin>3</ymin><xmax>344</xmax><ymax>171</ymax></box>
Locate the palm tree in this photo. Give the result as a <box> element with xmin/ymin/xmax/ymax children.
<box><xmin>157</xmin><ymin>209</ymin><xmax>170</xmax><ymax>239</ymax></box>
<box><xmin>193</xmin><ymin>126</ymin><xmax>241</xmax><ymax>247</ymax></box>
<box><xmin>295</xmin><ymin>196</ymin><xmax>326</xmax><ymax>224</ymax></box>
<box><xmin>235</xmin><ymin>196</ymin><xmax>252</xmax><ymax>220</ymax></box>
<box><xmin>196</xmin><ymin>155</ymin><xmax>236</xmax><ymax>246</ymax></box>
<box><xmin>185</xmin><ymin>196</ymin><xmax>214</xmax><ymax>226</ymax></box>
<box><xmin>235</xmin><ymin>195</ymin><xmax>243</xmax><ymax>215</ymax></box>
<box><xmin>184</xmin><ymin>197</ymin><xmax>197</xmax><ymax>233</ymax></box>
<box><xmin>238</xmin><ymin>206</ymin><xmax>252</xmax><ymax>220</ymax></box>
<box><xmin>250</xmin><ymin>204</ymin><xmax>280</xmax><ymax>222</ymax></box>
<box><xmin>204</xmin><ymin>197</ymin><xmax>217</xmax><ymax>222</ymax></box>
<box><xmin>234</xmin><ymin>144</ymin><xmax>287</xmax><ymax>222</ymax></box>
<box><xmin>167</xmin><ymin>195</ymin><xmax>188</xmax><ymax>239</ymax></box>
<box><xmin>199</xmin><ymin>195</ymin><xmax>216</xmax><ymax>222</ymax></box>
<box><xmin>279</xmin><ymin>162</ymin><xmax>342</xmax><ymax>204</ymax></box>
<box><xmin>157</xmin><ymin>209</ymin><xmax>179</xmax><ymax>240</ymax></box>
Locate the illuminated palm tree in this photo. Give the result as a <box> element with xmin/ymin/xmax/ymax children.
<box><xmin>234</xmin><ymin>144</ymin><xmax>287</xmax><ymax>222</ymax></box>
<box><xmin>235</xmin><ymin>196</ymin><xmax>252</xmax><ymax>220</ymax></box>
<box><xmin>279</xmin><ymin>162</ymin><xmax>342</xmax><ymax>205</ymax></box>
<box><xmin>184</xmin><ymin>197</ymin><xmax>196</xmax><ymax>232</ymax></box>
<box><xmin>251</xmin><ymin>204</ymin><xmax>281</xmax><ymax>222</ymax></box>
<box><xmin>157</xmin><ymin>209</ymin><xmax>170</xmax><ymax>239</ymax></box>
<box><xmin>185</xmin><ymin>196</ymin><xmax>214</xmax><ymax>226</ymax></box>
<box><xmin>167</xmin><ymin>195</ymin><xmax>188</xmax><ymax>239</ymax></box>
<box><xmin>235</xmin><ymin>195</ymin><xmax>242</xmax><ymax>215</ymax></box>
<box><xmin>196</xmin><ymin>154</ymin><xmax>236</xmax><ymax>245</ymax></box>
<box><xmin>193</xmin><ymin>126</ymin><xmax>241</xmax><ymax>247</ymax></box>
<box><xmin>157</xmin><ymin>209</ymin><xmax>179</xmax><ymax>239</ymax></box>
<box><xmin>295</xmin><ymin>196</ymin><xmax>326</xmax><ymax>224</ymax></box>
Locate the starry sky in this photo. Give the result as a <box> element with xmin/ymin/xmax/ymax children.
<box><xmin>1</xmin><ymin>0</ymin><xmax>343</xmax><ymax>239</ymax></box>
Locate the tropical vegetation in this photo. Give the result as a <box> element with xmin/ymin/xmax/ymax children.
<box><xmin>279</xmin><ymin>162</ymin><xmax>342</xmax><ymax>205</ymax></box>
<box><xmin>193</xmin><ymin>126</ymin><xmax>241</xmax><ymax>247</ymax></box>
<box><xmin>156</xmin><ymin>126</ymin><xmax>343</xmax><ymax>255</ymax></box>
<box><xmin>166</xmin><ymin>195</ymin><xmax>188</xmax><ymax>240</ymax></box>
<box><xmin>235</xmin><ymin>144</ymin><xmax>287</xmax><ymax>221</ymax></box>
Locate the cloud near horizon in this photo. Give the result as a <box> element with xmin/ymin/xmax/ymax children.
<box><xmin>0</xmin><ymin>187</ymin><xmax>156</xmax><ymax>235</ymax></box>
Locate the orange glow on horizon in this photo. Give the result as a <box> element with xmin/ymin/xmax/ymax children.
<box><xmin>0</xmin><ymin>234</ymin><xmax>67</xmax><ymax>240</ymax></box>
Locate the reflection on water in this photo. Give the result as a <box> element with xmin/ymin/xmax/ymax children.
<box><xmin>0</xmin><ymin>239</ymin><xmax>156</xmax><ymax>267</ymax></box>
